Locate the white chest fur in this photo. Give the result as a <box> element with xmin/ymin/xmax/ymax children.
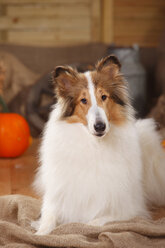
<box><xmin>38</xmin><ymin>111</ymin><xmax>146</xmax><ymax>225</ymax></box>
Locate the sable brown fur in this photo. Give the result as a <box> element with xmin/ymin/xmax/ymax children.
<box><xmin>94</xmin><ymin>55</ymin><xmax>128</xmax><ymax>107</ymax></box>
<box><xmin>67</xmin><ymin>88</ymin><xmax>91</xmax><ymax>125</ymax></box>
<box><xmin>92</xmin><ymin>56</ymin><xmax>131</xmax><ymax>124</ymax></box>
<box><xmin>96</xmin><ymin>55</ymin><xmax>121</xmax><ymax>71</ymax></box>
<box><xmin>53</xmin><ymin>66</ymin><xmax>88</xmax><ymax>118</ymax></box>
<box><xmin>53</xmin><ymin>55</ymin><xmax>132</xmax><ymax>125</ymax></box>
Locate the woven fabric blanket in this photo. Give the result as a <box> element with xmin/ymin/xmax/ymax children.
<box><xmin>1</xmin><ymin>194</ymin><xmax>165</xmax><ymax>248</ymax></box>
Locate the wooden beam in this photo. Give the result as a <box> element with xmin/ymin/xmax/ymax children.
<box><xmin>90</xmin><ymin>0</ymin><xmax>101</xmax><ymax>42</ymax></box>
<box><xmin>101</xmin><ymin>0</ymin><xmax>114</xmax><ymax>44</ymax></box>
<box><xmin>0</xmin><ymin>0</ymin><xmax>89</xmax><ymax>4</ymax></box>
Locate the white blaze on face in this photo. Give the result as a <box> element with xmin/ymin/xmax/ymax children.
<box><xmin>84</xmin><ymin>71</ymin><xmax>109</xmax><ymax>136</ymax></box>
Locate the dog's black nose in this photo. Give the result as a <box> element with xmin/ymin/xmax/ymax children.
<box><xmin>94</xmin><ymin>122</ymin><xmax>106</xmax><ymax>133</ymax></box>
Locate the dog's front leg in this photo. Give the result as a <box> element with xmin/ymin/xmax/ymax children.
<box><xmin>35</xmin><ymin>197</ymin><xmax>57</xmax><ymax>235</ymax></box>
<box><xmin>88</xmin><ymin>216</ymin><xmax>115</xmax><ymax>226</ymax></box>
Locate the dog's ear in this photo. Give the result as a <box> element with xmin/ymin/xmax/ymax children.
<box><xmin>96</xmin><ymin>55</ymin><xmax>121</xmax><ymax>75</ymax></box>
<box><xmin>53</xmin><ymin>66</ymin><xmax>78</xmax><ymax>97</ymax></box>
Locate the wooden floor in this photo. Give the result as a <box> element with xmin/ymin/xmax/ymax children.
<box><xmin>0</xmin><ymin>139</ymin><xmax>40</xmax><ymax>198</ymax></box>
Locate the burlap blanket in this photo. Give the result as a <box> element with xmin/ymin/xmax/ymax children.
<box><xmin>1</xmin><ymin>194</ymin><xmax>165</xmax><ymax>248</ymax></box>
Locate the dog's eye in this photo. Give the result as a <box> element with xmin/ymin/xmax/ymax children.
<box><xmin>101</xmin><ymin>95</ymin><xmax>107</xmax><ymax>101</ymax></box>
<box><xmin>81</xmin><ymin>98</ymin><xmax>87</xmax><ymax>104</ymax></box>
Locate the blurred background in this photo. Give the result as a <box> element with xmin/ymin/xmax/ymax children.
<box><xmin>0</xmin><ymin>0</ymin><xmax>165</xmax><ymax>196</ymax></box>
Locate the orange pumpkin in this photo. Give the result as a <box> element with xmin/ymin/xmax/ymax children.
<box><xmin>0</xmin><ymin>113</ymin><xmax>31</xmax><ymax>158</ymax></box>
<box><xmin>162</xmin><ymin>140</ymin><xmax>165</xmax><ymax>149</ymax></box>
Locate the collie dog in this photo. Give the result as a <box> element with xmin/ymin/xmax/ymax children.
<box><xmin>33</xmin><ymin>55</ymin><xmax>165</xmax><ymax>235</ymax></box>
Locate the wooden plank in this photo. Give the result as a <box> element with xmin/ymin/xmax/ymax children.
<box><xmin>0</xmin><ymin>139</ymin><xmax>39</xmax><ymax>197</ymax></box>
<box><xmin>113</xmin><ymin>0</ymin><xmax>165</xmax><ymax>47</ymax></box>
<box><xmin>115</xmin><ymin>19</ymin><xmax>165</xmax><ymax>35</ymax></box>
<box><xmin>114</xmin><ymin>35</ymin><xmax>161</xmax><ymax>47</ymax></box>
<box><xmin>7</xmin><ymin>29</ymin><xmax>91</xmax><ymax>46</ymax></box>
<box><xmin>1</xmin><ymin>0</ymin><xmax>90</xmax><ymax>4</ymax></box>
<box><xmin>0</xmin><ymin>40</ymin><xmax>90</xmax><ymax>47</ymax></box>
<box><xmin>0</xmin><ymin>16</ymin><xmax>90</xmax><ymax>30</ymax></box>
<box><xmin>0</xmin><ymin>166</ymin><xmax>11</xmax><ymax>195</ymax></box>
<box><xmin>0</xmin><ymin>30</ymin><xmax>8</xmax><ymax>42</ymax></box>
<box><xmin>90</xmin><ymin>0</ymin><xmax>101</xmax><ymax>42</ymax></box>
<box><xmin>7</xmin><ymin>29</ymin><xmax>90</xmax><ymax>41</ymax></box>
<box><xmin>115</xmin><ymin>6</ymin><xmax>165</xmax><ymax>19</ymax></box>
<box><xmin>6</xmin><ymin>3</ymin><xmax>90</xmax><ymax>17</ymax></box>
<box><xmin>101</xmin><ymin>0</ymin><xmax>114</xmax><ymax>44</ymax></box>
<box><xmin>0</xmin><ymin>3</ymin><xmax>7</xmax><ymax>16</ymax></box>
<box><xmin>0</xmin><ymin>0</ymin><xmax>102</xmax><ymax>46</ymax></box>
<box><xmin>115</xmin><ymin>0</ymin><xmax>165</xmax><ymax>7</ymax></box>
<box><xmin>10</xmin><ymin>140</ymin><xmax>39</xmax><ymax>197</ymax></box>
<box><xmin>10</xmin><ymin>157</ymin><xmax>37</xmax><ymax>197</ymax></box>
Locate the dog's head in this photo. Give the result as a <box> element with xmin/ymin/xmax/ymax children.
<box><xmin>53</xmin><ymin>55</ymin><xmax>132</xmax><ymax>137</ymax></box>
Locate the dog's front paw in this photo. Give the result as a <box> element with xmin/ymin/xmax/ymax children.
<box><xmin>88</xmin><ymin>216</ymin><xmax>113</xmax><ymax>226</ymax></box>
<box><xmin>88</xmin><ymin>218</ymin><xmax>102</xmax><ymax>226</ymax></box>
<box><xmin>34</xmin><ymin>226</ymin><xmax>53</xmax><ymax>236</ymax></box>
<box><xmin>34</xmin><ymin>219</ymin><xmax>57</xmax><ymax>235</ymax></box>
<box><xmin>35</xmin><ymin>229</ymin><xmax>49</xmax><ymax>236</ymax></box>
<box><xmin>31</xmin><ymin>219</ymin><xmax>49</xmax><ymax>235</ymax></box>
<box><xmin>31</xmin><ymin>220</ymin><xmax>40</xmax><ymax>231</ymax></box>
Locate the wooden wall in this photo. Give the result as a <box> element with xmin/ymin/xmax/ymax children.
<box><xmin>113</xmin><ymin>0</ymin><xmax>165</xmax><ymax>47</ymax></box>
<box><xmin>0</xmin><ymin>0</ymin><xmax>164</xmax><ymax>47</ymax></box>
<box><xmin>0</xmin><ymin>0</ymin><xmax>101</xmax><ymax>46</ymax></box>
